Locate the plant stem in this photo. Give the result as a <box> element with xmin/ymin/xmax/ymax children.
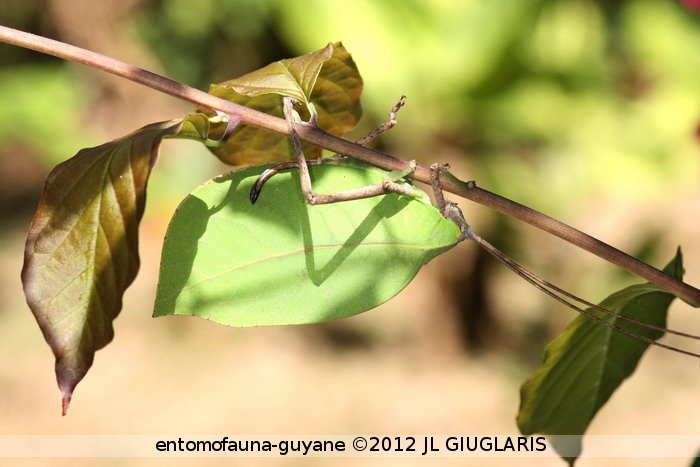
<box><xmin>1</xmin><ymin>25</ymin><xmax>699</xmax><ymax>306</ymax></box>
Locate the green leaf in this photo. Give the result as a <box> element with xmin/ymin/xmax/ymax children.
<box><xmin>221</xmin><ymin>42</ymin><xmax>333</xmax><ymax>104</ymax></box>
<box><xmin>205</xmin><ymin>42</ymin><xmax>363</xmax><ymax>165</ymax></box>
<box><xmin>516</xmin><ymin>249</ymin><xmax>684</xmax><ymax>461</ymax></box>
<box><xmin>153</xmin><ymin>162</ymin><xmax>459</xmax><ymax>325</ymax></box>
<box><xmin>22</xmin><ymin>113</ymin><xmax>215</xmax><ymax>415</ymax></box>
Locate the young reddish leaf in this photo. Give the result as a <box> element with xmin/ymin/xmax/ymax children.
<box><xmin>205</xmin><ymin>42</ymin><xmax>363</xmax><ymax>165</ymax></box>
<box><xmin>22</xmin><ymin>114</ymin><xmax>213</xmax><ymax>415</ymax></box>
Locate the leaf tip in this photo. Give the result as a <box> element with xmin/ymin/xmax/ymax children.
<box><xmin>672</xmin><ymin>245</ymin><xmax>683</xmax><ymax>278</ymax></box>
<box><xmin>58</xmin><ymin>372</ymin><xmax>78</xmax><ymax>415</ymax></box>
<box><xmin>61</xmin><ymin>391</ymin><xmax>72</xmax><ymax>416</ymax></box>
<box><xmin>56</xmin><ymin>357</ymin><xmax>87</xmax><ymax>417</ymax></box>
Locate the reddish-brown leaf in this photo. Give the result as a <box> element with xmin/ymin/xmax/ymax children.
<box><xmin>22</xmin><ymin>115</ymin><xmax>211</xmax><ymax>414</ymax></box>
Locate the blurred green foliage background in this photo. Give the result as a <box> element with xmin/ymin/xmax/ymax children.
<box><xmin>0</xmin><ymin>1</ymin><xmax>698</xmax><ymax>463</ymax></box>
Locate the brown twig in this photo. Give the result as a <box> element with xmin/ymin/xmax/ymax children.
<box><xmin>429</xmin><ymin>164</ymin><xmax>700</xmax><ymax>358</ymax></box>
<box><xmin>1</xmin><ymin>25</ymin><xmax>699</xmax><ymax>306</ymax></box>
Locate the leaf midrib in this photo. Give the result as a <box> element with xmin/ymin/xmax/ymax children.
<box><xmin>155</xmin><ymin>240</ymin><xmax>450</xmax><ymax>304</ymax></box>
<box><xmin>231</xmin><ymin>63</ymin><xmax>304</xmax><ymax>101</ymax></box>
